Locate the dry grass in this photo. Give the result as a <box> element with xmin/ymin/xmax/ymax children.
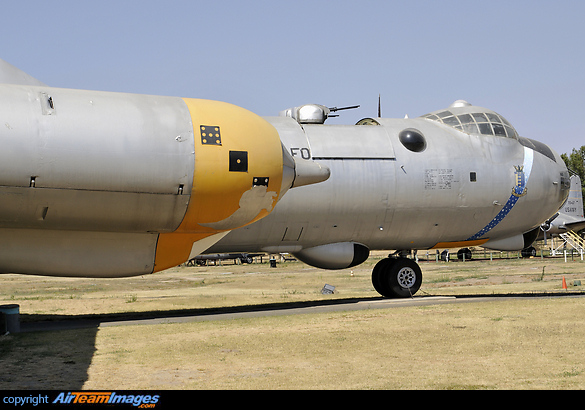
<box><xmin>81</xmin><ymin>298</ymin><xmax>585</xmax><ymax>389</ymax></box>
<box><xmin>2</xmin><ymin>252</ymin><xmax>585</xmax><ymax>389</ymax></box>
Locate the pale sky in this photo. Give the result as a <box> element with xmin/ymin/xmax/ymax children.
<box><xmin>2</xmin><ymin>0</ymin><xmax>584</xmax><ymax>155</ymax></box>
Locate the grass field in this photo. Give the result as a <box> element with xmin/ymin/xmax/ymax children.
<box><xmin>2</xmin><ymin>252</ymin><xmax>585</xmax><ymax>389</ymax></box>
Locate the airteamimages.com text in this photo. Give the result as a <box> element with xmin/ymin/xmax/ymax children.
<box><xmin>3</xmin><ymin>392</ymin><xmax>160</xmax><ymax>408</ymax></box>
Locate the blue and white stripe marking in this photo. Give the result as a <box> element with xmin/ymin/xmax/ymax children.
<box><xmin>467</xmin><ymin>147</ymin><xmax>534</xmax><ymax>241</ymax></box>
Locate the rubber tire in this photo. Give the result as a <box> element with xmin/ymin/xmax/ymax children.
<box><xmin>457</xmin><ymin>248</ymin><xmax>472</xmax><ymax>261</ymax></box>
<box><xmin>372</xmin><ymin>258</ymin><xmax>422</xmax><ymax>298</ymax></box>
<box><xmin>521</xmin><ymin>246</ymin><xmax>536</xmax><ymax>258</ymax></box>
<box><xmin>372</xmin><ymin>258</ymin><xmax>394</xmax><ymax>296</ymax></box>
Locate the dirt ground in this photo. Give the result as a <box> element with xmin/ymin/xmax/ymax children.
<box><xmin>2</xmin><ymin>253</ymin><xmax>585</xmax><ymax>389</ymax></box>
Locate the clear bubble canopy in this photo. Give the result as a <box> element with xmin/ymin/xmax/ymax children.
<box><xmin>421</xmin><ymin>100</ymin><xmax>518</xmax><ymax>139</ymax></box>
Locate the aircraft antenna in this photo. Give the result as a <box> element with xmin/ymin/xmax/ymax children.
<box><xmin>378</xmin><ymin>94</ymin><xmax>381</xmax><ymax>117</ymax></box>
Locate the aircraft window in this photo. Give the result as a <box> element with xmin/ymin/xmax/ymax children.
<box><xmin>463</xmin><ymin>122</ymin><xmax>479</xmax><ymax>134</ymax></box>
<box><xmin>486</xmin><ymin>113</ymin><xmax>501</xmax><ymax>123</ymax></box>
<box><xmin>500</xmin><ymin>116</ymin><xmax>513</xmax><ymax>127</ymax></box>
<box><xmin>493</xmin><ymin>123</ymin><xmax>506</xmax><ymax>136</ymax></box>
<box><xmin>422</xmin><ymin>106</ymin><xmax>519</xmax><ymax>139</ymax></box>
<box><xmin>504</xmin><ymin>125</ymin><xmax>517</xmax><ymax>139</ymax></box>
<box><xmin>443</xmin><ymin>116</ymin><xmax>460</xmax><ymax>127</ymax></box>
<box><xmin>478</xmin><ymin>123</ymin><xmax>493</xmax><ymax>135</ymax></box>
<box><xmin>472</xmin><ymin>113</ymin><xmax>488</xmax><ymax>122</ymax></box>
<box><xmin>458</xmin><ymin>114</ymin><xmax>474</xmax><ymax>124</ymax></box>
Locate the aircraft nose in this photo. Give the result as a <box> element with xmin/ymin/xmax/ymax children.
<box><xmin>538</xmin><ymin>140</ymin><xmax>570</xmax><ymax>197</ymax></box>
<box><xmin>521</xmin><ymin>137</ymin><xmax>570</xmax><ymax>216</ymax></box>
<box><xmin>554</xmin><ymin>150</ymin><xmax>571</xmax><ymax>202</ymax></box>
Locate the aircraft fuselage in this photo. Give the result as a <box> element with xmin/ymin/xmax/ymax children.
<box><xmin>209</xmin><ymin>102</ymin><xmax>570</xmax><ymax>272</ymax></box>
<box><xmin>0</xmin><ymin>64</ymin><xmax>570</xmax><ymax>298</ymax></box>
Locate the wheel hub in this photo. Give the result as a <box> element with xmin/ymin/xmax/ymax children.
<box><xmin>397</xmin><ymin>267</ymin><xmax>417</xmax><ymax>288</ymax></box>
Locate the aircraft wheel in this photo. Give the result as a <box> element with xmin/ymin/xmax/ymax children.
<box><xmin>372</xmin><ymin>258</ymin><xmax>394</xmax><ymax>295</ymax></box>
<box><xmin>372</xmin><ymin>258</ymin><xmax>422</xmax><ymax>298</ymax></box>
<box><xmin>457</xmin><ymin>248</ymin><xmax>472</xmax><ymax>261</ymax></box>
<box><xmin>521</xmin><ymin>246</ymin><xmax>536</xmax><ymax>258</ymax></box>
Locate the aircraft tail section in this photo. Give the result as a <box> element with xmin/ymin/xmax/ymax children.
<box><xmin>563</xmin><ymin>175</ymin><xmax>584</xmax><ymax>219</ymax></box>
<box><xmin>0</xmin><ymin>58</ymin><xmax>46</xmax><ymax>86</ymax></box>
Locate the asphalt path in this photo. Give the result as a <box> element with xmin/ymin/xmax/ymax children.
<box><xmin>18</xmin><ymin>292</ymin><xmax>585</xmax><ymax>333</ymax></box>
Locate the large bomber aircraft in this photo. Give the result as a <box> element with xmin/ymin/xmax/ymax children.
<box><xmin>0</xmin><ymin>59</ymin><xmax>570</xmax><ymax>299</ymax></box>
<box><xmin>208</xmin><ymin>101</ymin><xmax>570</xmax><ymax>297</ymax></box>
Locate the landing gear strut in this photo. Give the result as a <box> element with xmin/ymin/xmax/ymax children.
<box><xmin>371</xmin><ymin>257</ymin><xmax>422</xmax><ymax>298</ymax></box>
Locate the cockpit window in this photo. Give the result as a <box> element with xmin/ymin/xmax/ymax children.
<box><xmin>422</xmin><ymin>105</ymin><xmax>518</xmax><ymax>139</ymax></box>
<box><xmin>472</xmin><ymin>113</ymin><xmax>488</xmax><ymax>122</ymax></box>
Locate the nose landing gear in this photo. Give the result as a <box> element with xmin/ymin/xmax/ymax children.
<box><xmin>371</xmin><ymin>256</ymin><xmax>422</xmax><ymax>298</ymax></box>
